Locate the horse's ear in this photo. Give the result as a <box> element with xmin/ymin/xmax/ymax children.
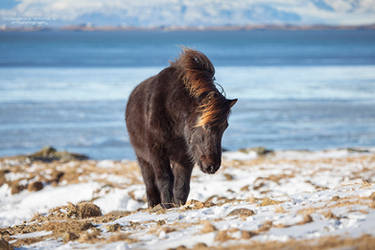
<box><xmin>228</xmin><ymin>98</ymin><xmax>238</xmax><ymax>108</ymax></box>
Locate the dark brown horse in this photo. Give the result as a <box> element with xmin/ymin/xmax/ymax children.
<box><xmin>126</xmin><ymin>48</ymin><xmax>237</xmax><ymax>208</ymax></box>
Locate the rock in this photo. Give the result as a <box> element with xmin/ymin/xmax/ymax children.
<box><xmin>200</xmin><ymin>221</ymin><xmax>217</xmax><ymax>233</ymax></box>
<box><xmin>175</xmin><ymin>246</ymin><xmax>187</xmax><ymax>250</ymax></box>
<box><xmin>168</xmin><ymin>246</ymin><xmax>187</xmax><ymax>250</ymax></box>
<box><xmin>238</xmin><ymin>147</ymin><xmax>273</xmax><ymax>156</ymax></box>
<box><xmin>298</xmin><ymin>214</ymin><xmax>313</xmax><ymax>225</ymax></box>
<box><xmin>347</xmin><ymin>148</ymin><xmax>370</xmax><ymax>153</ymax></box>
<box><xmin>259</xmin><ymin>197</ymin><xmax>282</xmax><ymax>206</ymax></box>
<box><xmin>193</xmin><ymin>242</ymin><xmax>208</xmax><ymax>249</ymax></box>
<box><xmin>80</xmin><ymin>222</ymin><xmax>95</xmax><ymax>231</ymax></box>
<box><xmin>241</xmin><ymin>230</ymin><xmax>256</xmax><ymax>239</ymax></box>
<box><xmin>27</xmin><ymin>181</ymin><xmax>44</xmax><ymax>192</ymax></box>
<box><xmin>10</xmin><ymin>182</ymin><xmax>24</xmax><ymax>195</ymax></box>
<box><xmin>227</xmin><ymin>208</ymin><xmax>255</xmax><ymax>217</ymax></box>
<box><xmin>223</xmin><ymin>173</ymin><xmax>234</xmax><ymax>181</ymax></box>
<box><xmin>186</xmin><ymin>199</ymin><xmax>205</xmax><ymax>209</ymax></box>
<box><xmin>50</xmin><ymin>170</ymin><xmax>64</xmax><ymax>184</ymax></box>
<box><xmin>27</xmin><ymin>146</ymin><xmax>89</xmax><ymax>162</ymax></box>
<box><xmin>63</xmin><ymin>232</ymin><xmax>79</xmax><ymax>242</ymax></box>
<box><xmin>106</xmin><ymin>223</ymin><xmax>122</xmax><ymax>232</ymax></box>
<box><xmin>323</xmin><ymin>211</ymin><xmax>340</xmax><ymax>220</ymax></box>
<box><xmin>331</xmin><ymin>195</ymin><xmax>340</xmax><ymax>201</ymax></box>
<box><xmin>214</xmin><ymin>230</ymin><xmax>233</xmax><ymax>242</ymax></box>
<box><xmin>77</xmin><ymin>202</ymin><xmax>102</xmax><ymax>218</ymax></box>
<box><xmin>162</xmin><ymin>227</ymin><xmax>176</xmax><ymax>233</ymax></box>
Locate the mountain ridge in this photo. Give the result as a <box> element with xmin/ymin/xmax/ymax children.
<box><xmin>1</xmin><ymin>0</ymin><xmax>375</xmax><ymax>28</ymax></box>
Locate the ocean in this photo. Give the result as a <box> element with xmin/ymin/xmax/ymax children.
<box><xmin>0</xmin><ymin>30</ymin><xmax>375</xmax><ymax>160</ymax></box>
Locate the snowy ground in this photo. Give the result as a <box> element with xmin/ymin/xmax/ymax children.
<box><xmin>1</xmin><ymin>148</ymin><xmax>375</xmax><ymax>249</ymax></box>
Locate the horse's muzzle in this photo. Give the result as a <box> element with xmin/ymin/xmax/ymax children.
<box><xmin>199</xmin><ymin>156</ymin><xmax>220</xmax><ymax>174</ymax></box>
<box><xmin>205</xmin><ymin>165</ymin><xmax>219</xmax><ymax>174</ymax></box>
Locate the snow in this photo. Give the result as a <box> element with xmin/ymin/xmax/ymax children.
<box><xmin>0</xmin><ymin>148</ymin><xmax>375</xmax><ymax>249</ymax></box>
<box><xmin>0</xmin><ymin>182</ymin><xmax>101</xmax><ymax>226</ymax></box>
<box><xmin>1</xmin><ymin>0</ymin><xmax>375</xmax><ymax>26</ymax></box>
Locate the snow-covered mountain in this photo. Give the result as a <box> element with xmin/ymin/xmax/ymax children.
<box><xmin>1</xmin><ymin>0</ymin><xmax>375</xmax><ymax>27</ymax></box>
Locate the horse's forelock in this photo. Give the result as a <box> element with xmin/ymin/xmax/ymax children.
<box><xmin>195</xmin><ymin>92</ymin><xmax>229</xmax><ymax>127</ymax></box>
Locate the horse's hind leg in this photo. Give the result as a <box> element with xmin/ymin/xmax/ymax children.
<box><xmin>137</xmin><ymin>157</ymin><xmax>161</xmax><ymax>208</ymax></box>
<box><xmin>172</xmin><ymin>161</ymin><xmax>193</xmax><ymax>206</ymax></box>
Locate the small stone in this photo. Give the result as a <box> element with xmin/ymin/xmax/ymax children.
<box><xmin>203</xmin><ymin>201</ymin><xmax>215</xmax><ymax>207</ymax></box>
<box><xmin>259</xmin><ymin>197</ymin><xmax>281</xmax><ymax>206</ymax></box>
<box><xmin>298</xmin><ymin>214</ymin><xmax>313</xmax><ymax>225</ymax></box>
<box><xmin>168</xmin><ymin>246</ymin><xmax>187</xmax><ymax>250</ymax></box>
<box><xmin>323</xmin><ymin>211</ymin><xmax>340</xmax><ymax>220</ymax></box>
<box><xmin>51</xmin><ymin>170</ymin><xmax>64</xmax><ymax>184</ymax></box>
<box><xmin>241</xmin><ymin>230</ymin><xmax>256</xmax><ymax>239</ymax></box>
<box><xmin>63</xmin><ymin>232</ymin><xmax>79</xmax><ymax>243</ymax></box>
<box><xmin>77</xmin><ymin>202</ymin><xmax>102</xmax><ymax>218</ymax></box>
<box><xmin>238</xmin><ymin>147</ymin><xmax>273</xmax><ymax>155</ymax></box>
<box><xmin>176</xmin><ymin>246</ymin><xmax>187</xmax><ymax>250</ymax></box>
<box><xmin>223</xmin><ymin>173</ymin><xmax>234</xmax><ymax>181</ymax></box>
<box><xmin>10</xmin><ymin>182</ymin><xmax>24</xmax><ymax>195</ymax></box>
<box><xmin>193</xmin><ymin>242</ymin><xmax>208</xmax><ymax>249</ymax></box>
<box><xmin>200</xmin><ymin>221</ymin><xmax>217</xmax><ymax>233</ymax></box>
<box><xmin>27</xmin><ymin>181</ymin><xmax>44</xmax><ymax>192</ymax></box>
<box><xmin>162</xmin><ymin>227</ymin><xmax>176</xmax><ymax>233</ymax></box>
<box><xmin>157</xmin><ymin>220</ymin><xmax>166</xmax><ymax>226</ymax></box>
<box><xmin>80</xmin><ymin>222</ymin><xmax>95</xmax><ymax>231</ymax></box>
<box><xmin>186</xmin><ymin>199</ymin><xmax>205</xmax><ymax>209</ymax></box>
<box><xmin>227</xmin><ymin>208</ymin><xmax>255</xmax><ymax>217</ymax></box>
<box><xmin>106</xmin><ymin>223</ymin><xmax>122</xmax><ymax>232</ymax></box>
<box><xmin>257</xmin><ymin>221</ymin><xmax>273</xmax><ymax>232</ymax></box>
<box><xmin>214</xmin><ymin>230</ymin><xmax>233</xmax><ymax>242</ymax></box>
<box><xmin>331</xmin><ymin>195</ymin><xmax>340</xmax><ymax>201</ymax></box>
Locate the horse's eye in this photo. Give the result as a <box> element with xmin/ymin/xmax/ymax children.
<box><xmin>203</xmin><ymin>124</ymin><xmax>213</xmax><ymax>132</ymax></box>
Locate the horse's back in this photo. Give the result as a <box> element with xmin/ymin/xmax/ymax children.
<box><xmin>125</xmin><ymin>75</ymin><xmax>155</xmax><ymax>151</ymax></box>
<box><xmin>125</xmin><ymin>68</ymin><xmax>178</xmax><ymax>156</ymax></box>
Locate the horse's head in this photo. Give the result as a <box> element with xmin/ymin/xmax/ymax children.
<box><xmin>186</xmin><ymin>96</ymin><xmax>237</xmax><ymax>174</ymax></box>
<box><xmin>174</xmin><ymin>48</ymin><xmax>237</xmax><ymax>174</ymax></box>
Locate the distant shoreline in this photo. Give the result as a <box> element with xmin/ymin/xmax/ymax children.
<box><xmin>1</xmin><ymin>23</ymin><xmax>375</xmax><ymax>32</ymax></box>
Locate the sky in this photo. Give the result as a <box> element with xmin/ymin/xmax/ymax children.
<box><xmin>0</xmin><ymin>0</ymin><xmax>375</xmax><ymax>27</ymax></box>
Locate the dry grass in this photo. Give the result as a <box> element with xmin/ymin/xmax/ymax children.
<box><xmin>1</xmin><ymin>149</ymin><xmax>375</xmax><ymax>249</ymax></box>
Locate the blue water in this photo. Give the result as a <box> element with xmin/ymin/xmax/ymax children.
<box><xmin>1</xmin><ymin>30</ymin><xmax>375</xmax><ymax>159</ymax></box>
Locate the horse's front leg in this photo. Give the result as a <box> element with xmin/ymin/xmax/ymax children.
<box><xmin>137</xmin><ymin>156</ymin><xmax>161</xmax><ymax>208</ymax></box>
<box><xmin>172</xmin><ymin>160</ymin><xmax>194</xmax><ymax>206</ymax></box>
<box><xmin>152</xmin><ymin>154</ymin><xmax>174</xmax><ymax>208</ymax></box>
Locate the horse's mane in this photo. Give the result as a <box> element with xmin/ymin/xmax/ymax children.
<box><xmin>171</xmin><ymin>48</ymin><xmax>229</xmax><ymax>127</ymax></box>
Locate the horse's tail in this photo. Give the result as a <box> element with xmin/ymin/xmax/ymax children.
<box><xmin>171</xmin><ymin>48</ymin><xmax>215</xmax><ymax>97</ymax></box>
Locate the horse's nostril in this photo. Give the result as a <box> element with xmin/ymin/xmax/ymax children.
<box><xmin>209</xmin><ymin>165</ymin><xmax>216</xmax><ymax>173</ymax></box>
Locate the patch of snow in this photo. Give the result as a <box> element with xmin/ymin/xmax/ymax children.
<box><xmin>0</xmin><ymin>182</ymin><xmax>101</xmax><ymax>227</ymax></box>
